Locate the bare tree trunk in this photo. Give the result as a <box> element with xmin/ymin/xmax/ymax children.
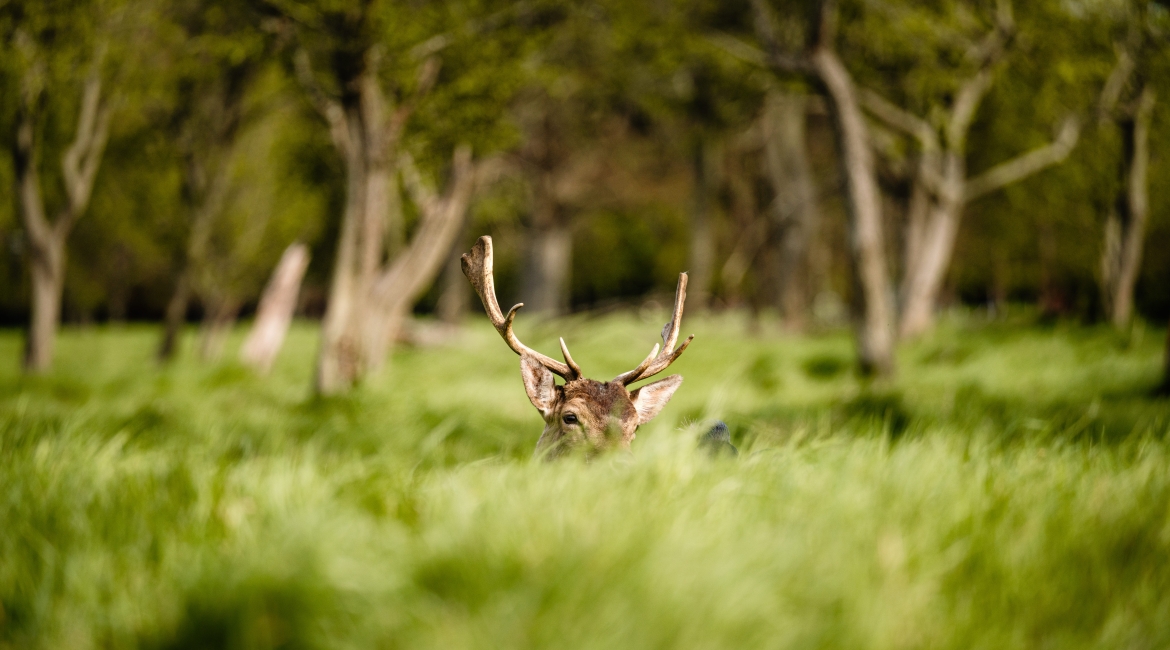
<box><xmin>241</xmin><ymin>242</ymin><xmax>310</xmax><ymax>373</ymax></box>
<box><xmin>197</xmin><ymin>296</ymin><xmax>241</xmax><ymax>362</ymax></box>
<box><xmin>861</xmin><ymin>90</ymin><xmax>1078</xmax><ymax>337</ymax></box>
<box><xmin>720</xmin><ymin>140</ymin><xmax>761</xmax><ymax>309</ymax></box>
<box><xmin>12</xmin><ymin>69</ymin><xmax>109</xmax><ymax>372</ymax></box>
<box><xmin>305</xmin><ymin>47</ymin><xmax>460</xmax><ymax>393</ymax></box>
<box><xmin>900</xmin><ymin>173</ymin><xmax>929</xmax><ymax>306</ymax></box>
<box><xmin>437</xmin><ymin>226</ymin><xmax>471</xmax><ymax>324</ymax></box>
<box><xmin>812</xmin><ymin>48</ymin><xmax>896</xmax><ymax>376</ymax></box>
<box><xmin>523</xmin><ymin>170</ymin><xmax>572</xmax><ymax>315</ymax></box>
<box><xmin>107</xmin><ymin>245</ymin><xmax>130</xmax><ymax>323</ymax></box>
<box><xmin>689</xmin><ymin>137</ymin><xmax>719</xmax><ymax>310</ymax></box>
<box><xmin>26</xmin><ymin>241</ymin><xmax>65</xmax><ymax>371</ymax></box>
<box><xmin>363</xmin><ymin>146</ymin><xmax>475</xmax><ymax>369</ymax></box>
<box><xmin>316</xmin><ymin>100</ymin><xmax>374</xmax><ymax>393</ymax></box>
<box><xmin>762</xmin><ymin>91</ymin><xmax>819</xmax><ymax>330</ymax></box>
<box><xmin>159</xmin><ymin>272</ymin><xmax>191</xmax><ymax>360</ymax></box>
<box><xmin>1102</xmin><ymin>88</ymin><xmax>1154</xmax><ymax>328</ymax></box>
<box><xmin>899</xmin><ymin>154</ymin><xmax>964</xmax><ymax>339</ymax></box>
<box><xmin>1038</xmin><ymin>215</ymin><xmax>1061</xmax><ymax>315</ymax></box>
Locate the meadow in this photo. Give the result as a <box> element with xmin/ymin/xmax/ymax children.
<box><xmin>2</xmin><ymin>311</ymin><xmax>1169</xmax><ymax>649</ymax></box>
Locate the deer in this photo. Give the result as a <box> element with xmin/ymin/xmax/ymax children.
<box><xmin>461</xmin><ymin>236</ymin><xmax>696</xmax><ymax>459</ymax></box>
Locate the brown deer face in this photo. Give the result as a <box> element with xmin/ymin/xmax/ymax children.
<box><xmin>521</xmin><ymin>358</ymin><xmax>683</xmax><ymax>459</ymax></box>
<box><xmin>461</xmin><ymin>236</ymin><xmax>693</xmax><ymax>459</ymax></box>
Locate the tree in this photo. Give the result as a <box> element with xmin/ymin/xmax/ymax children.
<box><xmin>751</xmin><ymin>0</ymin><xmax>896</xmax><ymax>376</ymax></box>
<box><xmin>273</xmin><ymin>0</ymin><xmax>518</xmax><ymax>393</ymax></box>
<box><xmin>850</xmin><ymin>0</ymin><xmax>1083</xmax><ymax>339</ymax></box>
<box><xmin>1098</xmin><ymin>1</ymin><xmax>1168</xmax><ymax>328</ymax></box>
<box><xmin>240</xmin><ymin>242</ymin><xmax>310</xmax><ymax>373</ymax></box>
<box><xmin>760</xmin><ymin>89</ymin><xmax>820</xmax><ymax>329</ymax></box>
<box><xmin>2</xmin><ymin>0</ymin><xmax>122</xmax><ymax>371</ymax></box>
<box><xmin>156</xmin><ymin>0</ymin><xmax>276</xmax><ymax>361</ymax></box>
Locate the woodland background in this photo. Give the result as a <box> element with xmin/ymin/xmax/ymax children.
<box><xmin>7</xmin><ymin>3</ymin><xmax>1170</xmax><ymax>648</ymax></box>
<box><xmin>1</xmin><ymin>0</ymin><xmax>1168</xmax><ymax>387</ymax></box>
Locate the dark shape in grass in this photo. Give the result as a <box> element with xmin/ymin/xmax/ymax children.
<box><xmin>802</xmin><ymin>354</ymin><xmax>848</xmax><ymax>381</ymax></box>
<box><xmin>699</xmin><ymin>421</ymin><xmax>738</xmax><ymax>458</ymax></box>
<box><xmin>840</xmin><ymin>391</ymin><xmax>912</xmax><ymax>440</ymax></box>
<box><xmin>120</xmin><ymin>402</ymin><xmax>183</xmax><ymax>447</ymax></box>
<box><xmin>149</xmin><ymin>566</ymin><xmax>329</xmax><ymax>650</ymax></box>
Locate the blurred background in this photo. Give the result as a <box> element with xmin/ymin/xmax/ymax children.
<box><xmin>0</xmin><ymin>0</ymin><xmax>1167</xmax><ymax>385</ymax></box>
<box><xmin>8</xmin><ymin>3</ymin><xmax>1170</xmax><ymax>647</ymax></box>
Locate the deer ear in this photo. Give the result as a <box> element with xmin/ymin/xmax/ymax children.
<box><xmin>629</xmin><ymin>374</ymin><xmax>683</xmax><ymax>425</ymax></box>
<box><xmin>521</xmin><ymin>355</ymin><xmax>559</xmax><ymax>418</ymax></box>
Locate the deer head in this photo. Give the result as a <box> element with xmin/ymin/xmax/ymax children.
<box><xmin>461</xmin><ymin>236</ymin><xmax>693</xmax><ymax>459</ymax></box>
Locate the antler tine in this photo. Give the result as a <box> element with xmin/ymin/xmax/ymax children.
<box><xmin>613</xmin><ymin>343</ymin><xmax>659</xmax><ymax>385</ymax></box>
<box><xmin>615</xmin><ymin>273</ymin><xmax>693</xmax><ymax>385</ymax></box>
<box><xmin>462</xmin><ymin>236</ymin><xmax>576</xmax><ymax>379</ymax></box>
<box><xmin>559</xmin><ymin>337</ymin><xmax>583</xmax><ymax>378</ymax></box>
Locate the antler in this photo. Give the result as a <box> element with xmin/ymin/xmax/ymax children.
<box><xmin>614</xmin><ymin>273</ymin><xmax>694</xmax><ymax>385</ymax></box>
<box><xmin>461</xmin><ymin>236</ymin><xmax>581</xmax><ymax>380</ymax></box>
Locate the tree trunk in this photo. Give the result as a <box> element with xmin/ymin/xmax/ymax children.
<box><xmin>762</xmin><ymin>91</ymin><xmax>819</xmax><ymax>330</ymax></box>
<box><xmin>315</xmin><ymin>99</ymin><xmax>375</xmax><ymax>393</ymax></box>
<box><xmin>720</xmin><ymin>141</ymin><xmax>761</xmax><ymax>309</ymax></box>
<box><xmin>158</xmin><ymin>272</ymin><xmax>191</xmax><ymax>361</ymax></box>
<box><xmin>26</xmin><ymin>240</ymin><xmax>64</xmax><ymax>372</ymax></box>
<box><xmin>899</xmin><ymin>154</ymin><xmax>965</xmax><ymax>339</ymax></box>
<box><xmin>12</xmin><ymin>69</ymin><xmax>109</xmax><ymax>372</ymax></box>
<box><xmin>812</xmin><ymin>47</ymin><xmax>896</xmax><ymax>376</ymax></box>
<box><xmin>437</xmin><ymin>227</ymin><xmax>470</xmax><ymax>324</ymax></box>
<box><xmin>689</xmin><ymin>137</ymin><xmax>719</xmax><ymax>310</ymax></box>
<box><xmin>1102</xmin><ymin>89</ymin><xmax>1154</xmax><ymax>328</ymax></box>
<box><xmin>522</xmin><ymin>168</ymin><xmax>571</xmax><ymax>315</ymax></box>
<box><xmin>198</xmin><ymin>296</ymin><xmax>241</xmax><ymax>362</ymax></box>
<box><xmin>900</xmin><ymin>173</ymin><xmax>929</xmax><ymax>306</ymax></box>
<box><xmin>106</xmin><ymin>245</ymin><xmax>131</xmax><ymax>324</ymax></box>
<box><xmin>312</xmin><ymin>51</ymin><xmax>472</xmax><ymax>393</ymax></box>
<box><xmin>241</xmin><ymin>242</ymin><xmax>310</xmax><ymax>374</ymax></box>
<box><xmin>363</xmin><ymin>145</ymin><xmax>475</xmax><ymax>369</ymax></box>
<box><xmin>159</xmin><ymin>133</ymin><xmax>235</xmax><ymax>362</ymax></box>
<box><xmin>1038</xmin><ymin>215</ymin><xmax>1061</xmax><ymax>315</ymax></box>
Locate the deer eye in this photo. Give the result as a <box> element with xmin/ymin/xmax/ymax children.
<box><xmin>562</xmin><ymin>413</ymin><xmax>578</xmax><ymax>425</ymax></box>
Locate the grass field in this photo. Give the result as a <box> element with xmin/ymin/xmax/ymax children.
<box><xmin>2</xmin><ymin>311</ymin><xmax>1170</xmax><ymax>649</ymax></box>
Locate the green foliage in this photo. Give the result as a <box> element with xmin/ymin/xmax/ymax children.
<box><xmin>1</xmin><ymin>314</ymin><xmax>1170</xmax><ymax>648</ymax></box>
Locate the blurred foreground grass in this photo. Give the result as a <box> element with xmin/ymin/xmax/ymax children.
<box><xmin>2</xmin><ymin>312</ymin><xmax>1170</xmax><ymax>649</ymax></box>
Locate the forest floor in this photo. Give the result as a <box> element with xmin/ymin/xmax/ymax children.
<box><xmin>2</xmin><ymin>311</ymin><xmax>1169</xmax><ymax>649</ymax></box>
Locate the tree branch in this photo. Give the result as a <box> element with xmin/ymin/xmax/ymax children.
<box><xmin>1098</xmin><ymin>47</ymin><xmax>1135</xmax><ymax>120</ymax></box>
<box><xmin>966</xmin><ymin>0</ymin><xmax>1014</xmax><ymax>65</ymax></box>
<box><xmin>748</xmin><ymin>0</ymin><xmax>812</xmax><ymax>73</ymax></box>
<box><xmin>707</xmin><ymin>32</ymin><xmax>767</xmax><ymax>67</ymax></box>
<box><xmin>12</xmin><ymin>48</ymin><xmax>51</xmax><ymax>248</ymax></box>
<box><xmin>947</xmin><ymin>0</ymin><xmax>1014</xmax><ymax>148</ymax></box>
<box><xmin>858</xmin><ymin>88</ymin><xmax>938</xmax><ymax>151</ymax></box>
<box><xmin>59</xmin><ymin>73</ymin><xmax>111</xmax><ymax>233</ymax></box>
<box><xmin>293</xmin><ymin>48</ymin><xmax>350</xmax><ymax>155</ymax></box>
<box><xmin>963</xmin><ymin>116</ymin><xmax>1080</xmax><ymax>202</ymax></box>
<box><xmin>387</xmin><ymin>56</ymin><xmax>442</xmax><ymax>143</ymax></box>
<box><xmin>398</xmin><ymin>151</ymin><xmax>438</xmax><ymax>213</ymax></box>
<box><xmin>946</xmin><ymin>68</ymin><xmax>993</xmax><ymax>149</ymax></box>
<box><xmin>816</xmin><ymin>0</ymin><xmax>840</xmax><ymax>50</ymax></box>
<box><xmin>373</xmin><ymin>145</ymin><xmax>475</xmax><ymax>307</ymax></box>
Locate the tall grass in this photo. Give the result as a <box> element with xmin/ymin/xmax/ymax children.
<box><xmin>1</xmin><ymin>313</ymin><xmax>1168</xmax><ymax>649</ymax></box>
